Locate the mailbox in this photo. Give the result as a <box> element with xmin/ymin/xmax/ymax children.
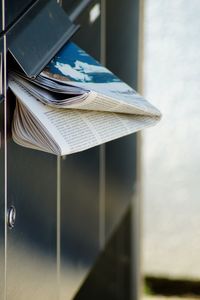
<box><xmin>0</xmin><ymin>0</ymin><xmax>140</xmax><ymax>299</ymax></box>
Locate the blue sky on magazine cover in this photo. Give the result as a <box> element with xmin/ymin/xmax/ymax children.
<box><xmin>45</xmin><ymin>42</ymin><xmax>147</xmax><ymax>105</ymax></box>
<box><xmin>47</xmin><ymin>42</ymin><xmax>121</xmax><ymax>84</ymax></box>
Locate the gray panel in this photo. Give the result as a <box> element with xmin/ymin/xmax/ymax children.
<box><xmin>3</xmin><ymin>0</ymin><xmax>140</xmax><ymax>299</ymax></box>
<box><xmin>68</xmin><ymin>0</ymin><xmax>101</xmax><ymax>60</ymax></box>
<box><xmin>5</xmin><ymin>0</ymin><xmax>36</xmax><ymax>27</ymax></box>
<box><xmin>64</xmin><ymin>0</ymin><xmax>93</xmax><ymax>21</ymax></box>
<box><xmin>74</xmin><ymin>209</ymin><xmax>132</xmax><ymax>300</ymax></box>
<box><xmin>60</xmin><ymin>149</ymin><xmax>100</xmax><ymax>299</ymax></box>
<box><xmin>60</xmin><ymin>2</ymin><xmax>101</xmax><ymax>298</ymax></box>
<box><xmin>106</xmin><ymin>0</ymin><xmax>139</xmax><ymax>88</ymax></box>
<box><xmin>0</xmin><ymin>3</ymin><xmax>2</xmax><ymax>32</ymax></box>
<box><xmin>105</xmin><ymin>1</ymin><xmax>140</xmax><ymax>299</ymax></box>
<box><xmin>0</xmin><ymin>0</ymin><xmax>36</xmax><ymax>32</ymax></box>
<box><xmin>0</xmin><ymin>101</ymin><xmax>5</xmax><ymax>300</ymax></box>
<box><xmin>8</xmin><ymin>0</ymin><xmax>78</xmax><ymax>77</ymax></box>
<box><xmin>0</xmin><ymin>52</ymin><xmax>3</xmax><ymax>96</ymax></box>
<box><xmin>6</xmin><ymin>91</ymin><xmax>58</xmax><ymax>300</ymax></box>
<box><xmin>105</xmin><ymin>136</ymin><xmax>136</xmax><ymax>240</ymax></box>
<box><xmin>105</xmin><ymin>0</ymin><xmax>139</xmax><ymax>240</ymax></box>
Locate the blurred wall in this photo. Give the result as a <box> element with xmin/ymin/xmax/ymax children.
<box><xmin>142</xmin><ymin>0</ymin><xmax>200</xmax><ymax>279</ymax></box>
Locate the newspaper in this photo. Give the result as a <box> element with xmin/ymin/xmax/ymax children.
<box><xmin>8</xmin><ymin>42</ymin><xmax>161</xmax><ymax>156</ymax></box>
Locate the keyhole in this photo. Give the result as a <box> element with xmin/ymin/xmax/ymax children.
<box><xmin>7</xmin><ymin>206</ymin><xmax>16</xmax><ymax>229</ymax></box>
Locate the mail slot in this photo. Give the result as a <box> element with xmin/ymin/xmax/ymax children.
<box><xmin>0</xmin><ymin>0</ymin><xmax>141</xmax><ymax>299</ymax></box>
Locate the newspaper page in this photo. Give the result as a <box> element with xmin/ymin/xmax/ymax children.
<box><xmin>9</xmin><ymin>79</ymin><xmax>159</xmax><ymax>156</ymax></box>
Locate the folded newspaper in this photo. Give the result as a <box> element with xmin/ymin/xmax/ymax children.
<box><xmin>8</xmin><ymin>42</ymin><xmax>161</xmax><ymax>156</ymax></box>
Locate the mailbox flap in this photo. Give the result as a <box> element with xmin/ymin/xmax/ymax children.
<box><xmin>7</xmin><ymin>0</ymin><xmax>79</xmax><ymax>78</ymax></box>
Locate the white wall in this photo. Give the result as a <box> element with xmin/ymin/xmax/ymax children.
<box><xmin>142</xmin><ymin>0</ymin><xmax>200</xmax><ymax>279</ymax></box>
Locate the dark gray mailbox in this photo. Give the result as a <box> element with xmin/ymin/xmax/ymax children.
<box><xmin>0</xmin><ymin>0</ymin><xmax>140</xmax><ymax>299</ymax></box>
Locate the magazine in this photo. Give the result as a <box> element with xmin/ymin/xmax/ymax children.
<box><xmin>8</xmin><ymin>42</ymin><xmax>161</xmax><ymax>156</ymax></box>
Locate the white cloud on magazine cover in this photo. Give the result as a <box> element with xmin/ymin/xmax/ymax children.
<box><xmin>74</xmin><ymin>61</ymin><xmax>111</xmax><ymax>74</ymax></box>
<box><xmin>55</xmin><ymin>62</ymin><xmax>91</xmax><ymax>81</ymax></box>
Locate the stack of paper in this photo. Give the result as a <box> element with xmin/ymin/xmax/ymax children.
<box><xmin>8</xmin><ymin>42</ymin><xmax>161</xmax><ymax>155</ymax></box>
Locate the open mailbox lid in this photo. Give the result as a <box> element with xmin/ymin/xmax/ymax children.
<box><xmin>6</xmin><ymin>0</ymin><xmax>79</xmax><ymax>78</ymax></box>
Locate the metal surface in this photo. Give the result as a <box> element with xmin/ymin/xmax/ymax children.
<box><xmin>7</xmin><ymin>142</ymin><xmax>58</xmax><ymax>300</ymax></box>
<box><xmin>74</xmin><ymin>209</ymin><xmax>132</xmax><ymax>300</ymax></box>
<box><xmin>8</xmin><ymin>0</ymin><xmax>78</xmax><ymax>77</ymax></box>
<box><xmin>63</xmin><ymin>1</ymin><xmax>139</xmax><ymax>299</ymax></box>
<box><xmin>6</xmin><ymin>91</ymin><xmax>58</xmax><ymax>299</ymax></box>
<box><xmin>0</xmin><ymin>0</ymin><xmax>37</xmax><ymax>33</ymax></box>
<box><xmin>1</xmin><ymin>0</ymin><xmax>141</xmax><ymax>299</ymax></box>
<box><xmin>0</xmin><ymin>100</ymin><xmax>5</xmax><ymax>300</ymax></box>
<box><xmin>60</xmin><ymin>149</ymin><xmax>100</xmax><ymax>299</ymax></box>
<box><xmin>64</xmin><ymin>0</ymin><xmax>93</xmax><ymax>21</ymax></box>
<box><xmin>60</xmin><ymin>2</ymin><xmax>101</xmax><ymax>298</ymax></box>
<box><xmin>3</xmin><ymin>2</ymin><xmax>8</xmax><ymax>297</ymax></box>
<box><xmin>105</xmin><ymin>137</ymin><xmax>137</xmax><ymax>241</ymax></box>
<box><xmin>105</xmin><ymin>0</ymin><xmax>139</xmax><ymax>239</ymax></box>
<box><xmin>0</xmin><ymin>52</ymin><xmax>2</xmax><ymax>95</ymax></box>
<box><xmin>105</xmin><ymin>1</ymin><xmax>140</xmax><ymax>299</ymax></box>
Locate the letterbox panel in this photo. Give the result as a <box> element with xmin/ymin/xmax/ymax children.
<box><xmin>105</xmin><ymin>0</ymin><xmax>138</xmax><ymax>241</ymax></box>
<box><xmin>60</xmin><ymin>1</ymin><xmax>101</xmax><ymax>298</ymax></box>
<box><xmin>105</xmin><ymin>136</ymin><xmax>136</xmax><ymax>240</ymax></box>
<box><xmin>0</xmin><ymin>0</ymin><xmax>37</xmax><ymax>32</ymax></box>
<box><xmin>0</xmin><ymin>49</ymin><xmax>2</xmax><ymax>96</ymax></box>
<box><xmin>0</xmin><ymin>100</ymin><xmax>5</xmax><ymax>299</ymax></box>
<box><xmin>63</xmin><ymin>0</ymin><xmax>93</xmax><ymax>18</ymax></box>
<box><xmin>7</xmin><ymin>98</ymin><xmax>58</xmax><ymax>300</ymax></box>
<box><xmin>73</xmin><ymin>209</ymin><xmax>132</xmax><ymax>300</ymax></box>
<box><xmin>60</xmin><ymin>148</ymin><xmax>100</xmax><ymax>299</ymax></box>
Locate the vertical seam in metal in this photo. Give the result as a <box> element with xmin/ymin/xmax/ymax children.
<box><xmin>99</xmin><ymin>144</ymin><xmax>105</xmax><ymax>249</ymax></box>
<box><xmin>57</xmin><ymin>156</ymin><xmax>61</xmax><ymax>300</ymax></box>
<box><xmin>99</xmin><ymin>0</ymin><xmax>106</xmax><ymax>249</ymax></box>
<box><xmin>2</xmin><ymin>0</ymin><xmax>7</xmax><ymax>299</ymax></box>
<box><xmin>56</xmin><ymin>4</ymin><xmax>61</xmax><ymax>297</ymax></box>
<box><xmin>3</xmin><ymin>36</ymin><xmax>7</xmax><ymax>300</ymax></box>
<box><xmin>100</xmin><ymin>0</ymin><xmax>106</xmax><ymax>66</ymax></box>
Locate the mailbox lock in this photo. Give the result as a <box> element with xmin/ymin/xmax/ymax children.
<box><xmin>7</xmin><ymin>206</ymin><xmax>16</xmax><ymax>229</ymax></box>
